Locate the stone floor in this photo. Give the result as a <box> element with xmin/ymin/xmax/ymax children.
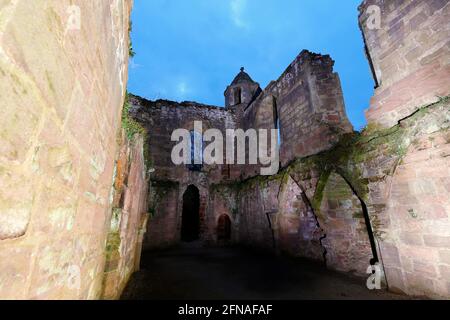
<box><xmin>121</xmin><ymin>242</ymin><xmax>407</xmax><ymax>300</ymax></box>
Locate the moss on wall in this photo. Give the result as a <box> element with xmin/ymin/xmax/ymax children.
<box><xmin>128</xmin><ymin>21</ymin><xmax>135</xmax><ymax>58</ymax></box>
<box><xmin>122</xmin><ymin>94</ymin><xmax>146</xmax><ymax>140</ymax></box>
<box><xmin>105</xmin><ymin>231</ymin><xmax>121</xmax><ymax>263</ymax></box>
<box><xmin>148</xmin><ymin>180</ymin><xmax>179</xmax><ymax>218</ymax></box>
<box><xmin>217</xmin><ymin>96</ymin><xmax>449</xmax><ymax>213</ymax></box>
<box><xmin>122</xmin><ymin>93</ymin><xmax>153</xmax><ymax>171</ymax></box>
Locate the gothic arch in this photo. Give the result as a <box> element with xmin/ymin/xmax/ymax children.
<box><xmin>314</xmin><ymin>171</ymin><xmax>375</xmax><ymax>275</ymax></box>
<box><xmin>181</xmin><ymin>185</ymin><xmax>200</xmax><ymax>242</ymax></box>
<box><xmin>277</xmin><ymin>175</ymin><xmax>325</xmax><ymax>261</ymax></box>
<box><xmin>217</xmin><ymin>214</ymin><xmax>232</xmax><ymax>241</ymax></box>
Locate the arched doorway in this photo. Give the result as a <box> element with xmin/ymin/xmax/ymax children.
<box><xmin>217</xmin><ymin>214</ymin><xmax>231</xmax><ymax>241</ymax></box>
<box><xmin>181</xmin><ymin>185</ymin><xmax>200</xmax><ymax>242</ymax></box>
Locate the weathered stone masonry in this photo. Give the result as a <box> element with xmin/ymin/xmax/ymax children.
<box><xmin>227</xmin><ymin>98</ymin><xmax>449</xmax><ymax>293</ymax></box>
<box><xmin>0</xmin><ymin>0</ymin><xmax>148</xmax><ymax>300</ymax></box>
<box><xmin>129</xmin><ymin>50</ymin><xmax>353</xmax><ymax>250</ymax></box>
<box><xmin>244</xmin><ymin>51</ymin><xmax>353</xmax><ymax>168</ymax></box>
<box><xmin>359</xmin><ymin>0</ymin><xmax>450</xmax><ymax>127</ymax></box>
<box><xmin>130</xmin><ymin>0</ymin><xmax>450</xmax><ymax>299</ymax></box>
<box><xmin>0</xmin><ymin>0</ymin><xmax>449</xmax><ymax>300</ymax></box>
<box><xmin>102</xmin><ymin>130</ymin><xmax>149</xmax><ymax>299</ymax></box>
<box><xmin>127</xmin><ymin>97</ymin><xmax>237</xmax><ymax>249</ymax></box>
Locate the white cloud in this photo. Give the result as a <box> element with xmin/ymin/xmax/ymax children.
<box><xmin>230</xmin><ymin>0</ymin><xmax>248</xmax><ymax>29</ymax></box>
<box><xmin>176</xmin><ymin>81</ymin><xmax>191</xmax><ymax>99</ymax></box>
<box><xmin>177</xmin><ymin>82</ymin><xmax>187</xmax><ymax>94</ymax></box>
<box><xmin>129</xmin><ymin>60</ymin><xmax>142</xmax><ymax>69</ymax></box>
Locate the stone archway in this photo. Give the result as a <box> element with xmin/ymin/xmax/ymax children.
<box><xmin>277</xmin><ymin>175</ymin><xmax>325</xmax><ymax>261</ymax></box>
<box><xmin>217</xmin><ymin>214</ymin><xmax>232</xmax><ymax>241</ymax></box>
<box><xmin>181</xmin><ymin>185</ymin><xmax>200</xmax><ymax>242</ymax></box>
<box><xmin>317</xmin><ymin>172</ymin><xmax>374</xmax><ymax>276</ymax></box>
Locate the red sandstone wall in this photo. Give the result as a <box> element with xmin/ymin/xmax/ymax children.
<box><xmin>102</xmin><ymin>132</ymin><xmax>149</xmax><ymax>299</ymax></box>
<box><xmin>204</xmin><ymin>189</ymin><xmax>238</xmax><ymax>245</ymax></box>
<box><xmin>359</xmin><ymin>0</ymin><xmax>450</xmax><ymax>127</ymax></box>
<box><xmin>237</xmin><ymin>181</ymin><xmax>279</xmax><ymax>252</ymax></box>
<box><xmin>233</xmin><ymin>176</ymin><xmax>321</xmax><ymax>260</ymax></box>
<box><xmin>0</xmin><ymin>0</ymin><xmax>133</xmax><ymax>299</ymax></box>
<box><xmin>245</xmin><ymin>50</ymin><xmax>353</xmax><ymax>168</ymax></box>
<box><xmin>129</xmin><ymin>50</ymin><xmax>353</xmax><ymax>184</ymax></box>
<box><xmin>277</xmin><ymin>176</ymin><xmax>324</xmax><ymax>261</ymax></box>
<box><xmin>128</xmin><ymin>97</ymin><xmax>241</xmax><ymax>249</ymax></box>
<box><xmin>334</xmin><ymin>96</ymin><xmax>450</xmax><ymax>298</ymax></box>
<box><xmin>143</xmin><ymin>181</ymin><xmax>180</xmax><ymax>250</ymax></box>
<box><xmin>318</xmin><ymin>172</ymin><xmax>373</xmax><ymax>276</ymax></box>
<box><xmin>234</xmin><ymin>171</ymin><xmax>374</xmax><ymax>275</ymax></box>
<box><xmin>358</xmin><ymin>0</ymin><xmax>450</xmax><ymax>297</ymax></box>
<box><xmin>143</xmin><ymin>180</ymin><xmax>211</xmax><ymax>249</ymax></box>
<box><xmin>375</xmin><ymin>125</ymin><xmax>450</xmax><ymax>297</ymax></box>
<box><xmin>126</xmin><ymin>51</ymin><xmax>354</xmax><ymax>253</ymax></box>
<box><xmin>129</xmin><ymin>96</ymin><xmax>237</xmax><ymax>183</ymax></box>
<box><xmin>144</xmin><ymin>181</ymin><xmax>239</xmax><ymax>250</ymax></box>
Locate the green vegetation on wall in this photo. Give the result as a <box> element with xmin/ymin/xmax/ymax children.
<box><xmin>216</xmin><ymin>96</ymin><xmax>449</xmax><ymax>217</ymax></box>
<box><xmin>122</xmin><ymin>94</ymin><xmax>145</xmax><ymax>140</ymax></box>
<box><xmin>128</xmin><ymin>21</ymin><xmax>136</xmax><ymax>58</ymax></box>
<box><xmin>121</xmin><ymin>93</ymin><xmax>153</xmax><ymax>171</ymax></box>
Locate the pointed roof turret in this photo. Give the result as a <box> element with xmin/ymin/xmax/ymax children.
<box><xmin>230</xmin><ymin>67</ymin><xmax>256</xmax><ymax>85</ymax></box>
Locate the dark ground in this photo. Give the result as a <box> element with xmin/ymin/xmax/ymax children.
<box><xmin>121</xmin><ymin>242</ymin><xmax>407</xmax><ymax>300</ymax></box>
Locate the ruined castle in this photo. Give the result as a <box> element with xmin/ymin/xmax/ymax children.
<box><xmin>0</xmin><ymin>0</ymin><xmax>449</xmax><ymax>300</ymax></box>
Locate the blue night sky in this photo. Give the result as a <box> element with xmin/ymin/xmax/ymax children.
<box><xmin>128</xmin><ymin>0</ymin><xmax>374</xmax><ymax>130</ymax></box>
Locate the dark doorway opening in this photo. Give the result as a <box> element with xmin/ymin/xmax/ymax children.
<box><xmin>217</xmin><ymin>214</ymin><xmax>231</xmax><ymax>241</ymax></box>
<box><xmin>181</xmin><ymin>185</ymin><xmax>200</xmax><ymax>242</ymax></box>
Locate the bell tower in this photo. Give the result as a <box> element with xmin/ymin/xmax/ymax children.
<box><xmin>224</xmin><ymin>67</ymin><xmax>261</xmax><ymax>110</ymax></box>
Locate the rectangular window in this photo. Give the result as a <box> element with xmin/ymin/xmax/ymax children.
<box><xmin>188</xmin><ymin>130</ymin><xmax>203</xmax><ymax>171</ymax></box>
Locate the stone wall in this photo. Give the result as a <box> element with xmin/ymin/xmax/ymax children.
<box><xmin>102</xmin><ymin>131</ymin><xmax>149</xmax><ymax>299</ymax></box>
<box><xmin>205</xmin><ymin>187</ymin><xmax>238</xmax><ymax>245</ymax></box>
<box><xmin>130</xmin><ymin>50</ymin><xmax>355</xmax><ymax>249</ymax></box>
<box><xmin>128</xmin><ymin>95</ymin><xmax>237</xmax><ymax>182</ymax></box>
<box><xmin>359</xmin><ymin>0</ymin><xmax>450</xmax><ymax>127</ymax></box>
<box><xmin>277</xmin><ymin>175</ymin><xmax>324</xmax><ymax>261</ymax></box>
<box><xmin>220</xmin><ymin>165</ymin><xmax>374</xmax><ymax>277</ymax></box>
<box><xmin>128</xmin><ymin>96</ymin><xmax>240</xmax><ymax>249</ymax></box>
<box><xmin>134</xmin><ymin>0</ymin><xmax>448</xmax><ymax>299</ymax></box>
<box><xmin>3</xmin><ymin>0</ymin><xmax>447</xmax><ymax>301</ymax></box>
<box><xmin>371</xmin><ymin>104</ymin><xmax>450</xmax><ymax>297</ymax></box>
<box><xmin>243</xmin><ymin>50</ymin><xmax>353</xmax><ymax>168</ymax></box>
<box><xmin>356</xmin><ymin>0</ymin><xmax>450</xmax><ymax>297</ymax></box>
<box><xmin>120</xmin><ymin>0</ymin><xmax>449</xmax><ymax>299</ymax></box>
<box><xmin>317</xmin><ymin>172</ymin><xmax>373</xmax><ymax>276</ymax></box>
<box><xmin>143</xmin><ymin>180</ymin><xmax>180</xmax><ymax>249</ymax></box>
<box><xmin>234</xmin><ymin>178</ymin><xmax>281</xmax><ymax>252</ymax></box>
<box><xmin>222</xmin><ymin>97</ymin><xmax>450</xmax><ymax>297</ymax></box>
<box><xmin>0</xmin><ymin>0</ymin><xmax>133</xmax><ymax>299</ymax></box>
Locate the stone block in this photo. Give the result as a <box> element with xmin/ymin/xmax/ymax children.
<box><xmin>439</xmin><ymin>250</ymin><xmax>450</xmax><ymax>265</ymax></box>
<box><xmin>439</xmin><ymin>265</ymin><xmax>450</xmax><ymax>279</ymax></box>
<box><xmin>423</xmin><ymin>235</ymin><xmax>450</xmax><ymax>248</ymax></box>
